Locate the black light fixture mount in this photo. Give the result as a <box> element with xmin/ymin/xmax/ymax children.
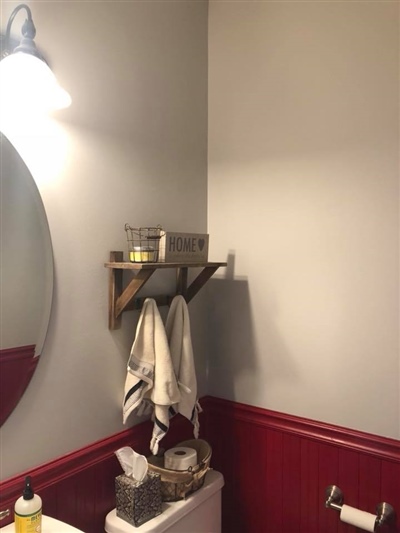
<box><xmin>1</xmin><ymin>3</ymin><xmax>42</xmax><ymax>60</ymax></box>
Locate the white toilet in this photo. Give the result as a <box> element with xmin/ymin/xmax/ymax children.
<box><xmin>105</xmin><ymin>470</ymin><xmax>224</xmax><ymax>533</ymax></box>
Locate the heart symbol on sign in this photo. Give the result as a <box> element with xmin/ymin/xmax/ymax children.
<box><xmin>198</xmin><ymin>239</ymin><xmax>205</xmax><ymax>251</ymax></box>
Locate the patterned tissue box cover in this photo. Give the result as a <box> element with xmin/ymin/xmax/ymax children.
<box><xmin>115</xmin><ymin>472</ymin><xmax>163</xmax><ymax>527</ymax></box>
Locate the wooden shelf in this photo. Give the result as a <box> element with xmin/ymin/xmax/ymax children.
<box><xmin>105</xmin><ymin>251</ymin><xmax>227</xmax><ymax>330</ymax></box>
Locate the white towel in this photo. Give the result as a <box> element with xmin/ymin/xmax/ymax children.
<box><xmin>122</xmin><ymin>298</ymin><xmax>181</xmax><ymax>454</ymax></box>
<box><xmin>165</xmin><ymin>295</ymin><xmax>200</xmax><ymax>438</ymax></box>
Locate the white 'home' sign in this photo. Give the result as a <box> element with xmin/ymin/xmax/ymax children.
<box><xmin>159</xmin><ymin>232</ymin><xmax>209</xmax><ymax>262</ymax></box>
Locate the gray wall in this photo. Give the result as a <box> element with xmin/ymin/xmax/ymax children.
<box><xmin>1</xmin><ymin>0</ymin><xmax>399</xmax><ymax>484</ymax></box>
<box><xmin>208</xmin><ymin>1</ymin><xmax>399</xmax><ymax>438</ymax></box>
<box><xmin>0</xmin><ymin>0</ymin><xmax>209</xmax><ymax>479</ymax></box>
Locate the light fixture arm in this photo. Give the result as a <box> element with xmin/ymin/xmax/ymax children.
<box><xmin>6</xmin><ymin>4</ymin><xmax>36</xmax><ymax>40</ymax></box>
<box><xmin>3</xmin><ymin>4</ymin><xmax>40</xmax><ymax>59</ymax></box>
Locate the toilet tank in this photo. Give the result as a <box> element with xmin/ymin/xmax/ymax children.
<box><xmin>105</xmin><ymin>470</ymin><xmax>224</xmax><ymax>533</ymax></box>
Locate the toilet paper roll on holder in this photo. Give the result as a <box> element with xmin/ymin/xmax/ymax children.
<box><xmin>325</xmin><ymin>485</ymin><xmax>396</xmax><ymax>528</ymax></box>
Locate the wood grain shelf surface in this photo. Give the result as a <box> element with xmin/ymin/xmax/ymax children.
<box><xmin>104</xmin><ymin>261</ymin><xmax>227</xmax><ymax>270</ymax></box>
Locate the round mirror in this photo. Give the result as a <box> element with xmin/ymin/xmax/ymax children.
<box><xmin>0</xmin><ymin>132</ymin><xmax>53</xmax><ymax>426</ymax></box>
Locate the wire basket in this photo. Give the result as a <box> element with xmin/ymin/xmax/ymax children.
<box><xmin>147</xmin><ymin>439</ymin><xmax>212</xmax><ymax>502</ymax></box>
<box><xmin>124</xmin><ymin>224</ymin><xmax>164</xmax><ymax>263</ymax></box>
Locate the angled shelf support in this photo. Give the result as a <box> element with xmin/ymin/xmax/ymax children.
<box><xmin>105</xmin><ymin>251</ymin><xmax>227</xmax><ymax>330</ymax></box>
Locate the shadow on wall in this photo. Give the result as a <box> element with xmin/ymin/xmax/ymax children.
<box><xmin>205</xmin><ymin>252</ymin><xmax>299</xmax><ymax>404</ymax></box>
<box><xmin>205</xmin><ymin>252</ymin><xmax>257</xmax><ymax>401</ymax></box>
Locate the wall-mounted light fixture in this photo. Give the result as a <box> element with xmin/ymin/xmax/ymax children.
<box><xmin>0</xmin><ymin>3</ymin><xmax>71</xmax><ymax>113</ymax></box>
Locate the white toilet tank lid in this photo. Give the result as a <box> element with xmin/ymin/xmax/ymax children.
<box><xmin>105</xmin><ymin>469</ymin><xmax>224</xmax><ymax>533</ymax></box>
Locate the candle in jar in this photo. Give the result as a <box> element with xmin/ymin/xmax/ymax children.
<box><xmin>129</xmin><ymin>246</ymin><xmax>155</xmax><ymax>262</ymax></box>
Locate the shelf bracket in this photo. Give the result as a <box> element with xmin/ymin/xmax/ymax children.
<box><xmin>105</xmin><ymin>252</ymin><xmax>226</xmax><ymax>330</ymax></box>
<box><xmin>186</xmin><ymin>265</ymin><xmax>220</xmax><ymax>302</ymax></box>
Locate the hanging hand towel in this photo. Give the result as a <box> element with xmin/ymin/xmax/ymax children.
<box><xmin>122</xmin><ymin>298</ymin><xmax>181</xmax><ymax>454</ymax></box>
<box><xmin>165</xmin><ymin>295</ymin><xmax>200</xmax><ymax>438</ymax></box>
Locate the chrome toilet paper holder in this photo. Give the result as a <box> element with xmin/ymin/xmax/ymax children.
<box><xmin>325</xmin><ymin>485</ymin><xmax>396</xmax><ymax>528</ymax></box>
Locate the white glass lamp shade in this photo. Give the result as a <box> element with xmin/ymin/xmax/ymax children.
<box><xmin>0</xmin><ymin>52</ymin><xmax>71</xmax><ymax>113</ymax></box>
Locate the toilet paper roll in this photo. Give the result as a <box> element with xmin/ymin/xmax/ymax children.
<box><xmin>164</xmin><ymin>447</ymin><xmax>198</xmax><ymax>471</ymax></box>
<box><xmin>340</xmin><ymin>504</ymin><xmax>377</xmax><ymax>532</ymax></box>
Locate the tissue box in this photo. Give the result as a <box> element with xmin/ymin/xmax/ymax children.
<box><xmin>115</xmin><ymin>472</ymin><xmax>162</xmax><ymax>527</ymax></box>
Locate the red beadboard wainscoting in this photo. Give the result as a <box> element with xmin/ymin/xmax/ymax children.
<box><xmin>1</xmin><ymin>396</ymin><xmax>399</xmax><ymax>533</ymax></box>
<box><xmin>202</xmin><ymin>397</ymin><xmax>400</xmax><ymax>533</ymax></box>
<box><xmin>0</xmin><ymin>345</ymin><xmax>38</xmax><ymax>427</ymax></box>
<box><xmin>0</xmin><ymin>413</ymin><xmax>195</xmax><ymax>532</ymax></box>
